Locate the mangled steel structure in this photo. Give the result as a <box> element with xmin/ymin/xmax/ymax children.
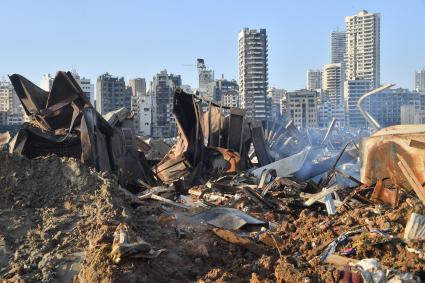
<box><xmin>360</xmin><ymin>125</ymin><xmax>425</xmax><ymax>190</ymax></box>
<box><xmin>4</xmin><ymin>70</ymin><xmax>362</xmax><ymax>189</ymax></box>
<box><xmin>8</xmin><ymin>71</ymin><xmax>154</xmax><ymax>186</ymax></box>
<box><xmin>358</xmin><ymin>84</ymin><xmax>425</xmax><ymax>194</ymax></box>
<box><xmin>154</xmin><ymin>89</ymin><xmax>360</xmax><ymax>184</ymax></box>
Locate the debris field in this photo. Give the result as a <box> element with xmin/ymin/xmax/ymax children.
<box><xmin>1</xmin><ymin>71</ymin><xmax>425</xmax><ymax>282</ymax></box>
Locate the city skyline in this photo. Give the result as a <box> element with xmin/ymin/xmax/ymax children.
<box><xmin>0</xmin><ymin>0</ymin><xmax>424</xmax><ymax>91</ymax></box>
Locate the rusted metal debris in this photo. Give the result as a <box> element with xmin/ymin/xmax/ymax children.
<box><xmin>370</xmin><ymin>179</ymin><xmax>400</xmax><ymax>207</ymax></box>
<box><xmin>360</xmin><ymin>124</ymin><xmax>425</xmax><ymax>191</ymax></box>
<box><xmin>3</xmin><ymin>72</ymin><xmax>364</xmax><ymax>191</ymax></box>
<box><xmin>8</xmin><ymin>71</ymin><xmax>155</xmax><ymax>187</ymax></box>
<box><xmin>3</xmin><ymin>71</ymin><xmax>425</xmax><ymax>280</ymax></box>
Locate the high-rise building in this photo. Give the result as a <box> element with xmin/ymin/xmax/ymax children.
<box><xmin>330</xmin><ymin>30</ymin><xmax>346</xmax><ymax>64</ymax></box>
<box><xmin>96</xmin><ymin>73</ymin><xmax>131</xmax><ymax>114</ymax></box>
<box><xmin>345</xmin><ymin>10</ymin><xmax>381</xmax><ymax>88</ymax></box>
<box><xmin>129</xmin><ymin>78</ymin><xmax>147</xmax><ymax>97</ymax></box>
<box><xmin>222</xmin><ymin>90</ymin><xmax>239</xmax><ymax>108</ymax></box>
<box><xmin>139</xmin><ymin>92</ymin><xmax>152</xmax><ymax>137</ymax></box>
<box><xmin>149</xmin><ymin>70</ymin><xmax>181</xmax><ymax>138</ymax></box>
<box><xmin>307</xmin><ymin>70</ymin><xmax>322</xmax><ymax>91</ymax></box>
<box><xmin>210</xmin><ymin>78</ymin><xmax>239</xmax><ymax>103</ymax></box>
<box><xmin>317</xmin><ymin>100</ymin><xmax>333</xmax><ymax>127</ymax></box>
<box><xmin>40</xmin><ymin>74</ymin><xmax>53</xmax><ymax>91</ymax></box>
<box><xmin>322</xmin><ymin>64</ymin><xmax>343</xmax><ymax>105</ymax></box>
<box><xmin>129</xmin><ymin>78</ymin><xmax>147</xmax><ymax>133</ymax></box>
<box><xmin>285</xmin><ymin>90</ymin><xmax>318</xmax><ymax>128</ymax></box>
<box><xmin>267</xmin><ymin>87</ymin><xmax>286</xmax><ymax>120</ymax></box>
<box><xmin>238</xmin><ymin>28</ymin><xmax>268</xmax><ymax>120</ymax></box>
<box><xmin>369</xmin><ymin>88</ymin><xmax>422</xmax><ymax>127</ymax></box>
<box><xmin>344</xmin><ymin>79</ymin><xmax>371</xmax><ymax>128</ymax></box>
<box><xmin>401</xmin><ymin>105</ymin><xmax>422</xmax><ymax>124</ymax></box>
<box><xmin>0</xmin><ymin>80</ymin><xmax>25</xmax><ymax>125</ymax></box>
<box><xmin>322</xmin><ymin>63</ymin><xmax>345</xmax><ymax>125</ymax></box>
<box><xmin>70</xmin><ymin>72</ymin><xmax>94</xmax><ymax>105</ymax></box>
<box><xmin>197</xmin><ymin>59</ymin><xmax>214</xmax><ymax>98</ymax></box>
<box><xmin>415</xmin><ymin>68</ymin><xmax>425</xmax><ymax>92</ymax></box>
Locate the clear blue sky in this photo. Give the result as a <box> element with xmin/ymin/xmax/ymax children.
<box><xmin>0</xmin><ymin>0</ymin><xmax>424</xmax><ymax>91</ymax></box>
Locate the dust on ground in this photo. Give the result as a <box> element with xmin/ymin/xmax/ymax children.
<box><xmin>0</xmin><ymin>153</ymin><xmax>256</xmax><ymax>283</ymax></box>
<box><xmin>1</xmin><ymin>153</ymin><xmax>425</xmax><ymax>282</ymax></box>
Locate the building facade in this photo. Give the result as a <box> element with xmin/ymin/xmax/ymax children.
<box><xmin>238</xmin><ymin>28</ymin><xmax>268</xmax><ymax>120</ymax></box>
<box><xmin>267</xmin><ymin>87</ymin><xmax>286</xmax><ymax>120</ymax></box>
<box><xmin>307</xmin><ymin>70</ymin><xmax>322</xmax><ymax>91</ymax></box>
<box><xmin>344</xmin><ymin>79</ymin><xmax>371</xmax><ymax>128</ymax></box>
<box><xmin>330</xmin><ymin>30</ymin><xmax>346</xmax><ymax>64</ymax></box>
<box><xmin>345</xmin><ymin>10</ymin><xmax>380</xmax><ymax>88</ymax></box>
<box><xmin>129</xmin><ymin>78</ymin><xmax>147</xmax><ymax>133</ymax></box>
<box><xmin>40</xmin><ymin>74</ymin><xmax>54</xmax><ymax>92</ymax></box>
<box><xmin>96</xmin><ymin>73</ymin><xmax>131</xmax><ymax>115</ymax></box>
<box><xmin>139</xmin><ymin>92</ymin><xmax>152</xmax><ymax>136</ymax></box>
<box><xmin>197</xmin><ymin>59</ymin><xmax>214</xmax><ymax>98</ymax></box>
<box><xmin>222</xmin><ymin>90</ymin><xmax>239</xmax><ymax>108</ymax></box>
<box><xmin>285</xmin><ymin>90</ymin><xmax>318</xmax><ymax>128</ymax></box>
<box><xmin>71</xmin><ymin>72</ymin><xmax>94</xmax><ymax>105</ymax></box>
<box><xmin>210</xmin><ymin>78</ymin><xmax>239</xmax><ymax>103</ymax></box>
<box><xmin>369</xmin><ymin>88</ymin><xmax>422</xmax><ymax>127</ymax></box>
<box><xmin>401</xmin><ymin>105</ymin><xmax>422</xmax><ymax>124</ymax></box>
<box><xmin>323</xmin><ymin>63</ymin><xmax>343</xmax><ymax>106</ymax></box>
<box><xmin>149</xmin><ymin>70</ymin><xmax>181</xmax><ymax>138</ymax></box>
<box><xmin>322</xmin><ymin>63</ymin><xmax>345</xmax><ymax>126</ymax></box>
<box><xmin>415</xmin><ymin>68</ymin><xmax>425</xmax><ymax>93</ymax></box>
<box><xmin>0</xmin><ymin>81</ymin><xmax>25</xmax><ymax>126</ymax></box>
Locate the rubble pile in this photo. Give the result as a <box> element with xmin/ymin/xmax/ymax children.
<box><xmin>0</xmin><ymin>153</ymin><xmax>281</xmax><ymax>282</ymax></box>
<box><xmin>1</xmin><ymin>71</ymin><xmax>425</xmax><ymax>282</ymax></box>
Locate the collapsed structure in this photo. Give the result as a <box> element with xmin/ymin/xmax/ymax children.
<box><xmin>1</xmin><ymin>71</ymin><xmax>425</xmax><ymax>282</ymax></box>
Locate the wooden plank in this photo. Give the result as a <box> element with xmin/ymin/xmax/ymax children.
<box><xmin>212</xmin><ymin>228</ymin><xmax>267</xmax><ymax>256</ymax></box>
<box><xmin>397</xmin><ymin>154</ymin><xmax>425</xmax><ymax>205</ymax></box>
<box><xmin>258</xmin><ymin>233</ymin><xmax>284</xmax><ymax>251</ymax></box>
<box><xmin>326</xmin><ymin>254</ymin><xmax>359</xmax><ymax>267</ymax></box>
<box><xmin>304</xmin><ymin>185</ymin><xmax>341</xmax><ymax>206</ymax></box>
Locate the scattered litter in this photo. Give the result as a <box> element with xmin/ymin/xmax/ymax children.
<box><xmin>1</xmin><ymin>72</ymin><xmax>425</xmax><ymax>282</ymax></box>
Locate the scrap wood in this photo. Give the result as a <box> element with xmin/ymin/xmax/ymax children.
<box><xmin>136</xmin><ymin>185</ymin><xmax>190</xmax><ymax>209</ymax></box>
<box><xmin>241</xmin><ymin>186</ymin><xmax>276</xmax><ymax>209</ymax></box>
<box><xmin>300</xmin><ymin>192</ymin><xmax>344</xmax><ymax>207</ymax></box>
<box><xmin>397</xmin><ymin>154</ymin><xmax>425</xmax><ymax>205</ymax></box>
<box><xmin>118</xmin><ymin>186</ymin><xmax>143</xmax><ymax>205</ymax></box>
<box><xmin>325</xmin><ymin>254</ymin><xmax>359</xmax><ymax>267</ymax></box>
<box><xmin>138</xmin><ymin>186</ymin><xmax>174</xmax><ymax>200</ymax></box>
<box><xmin>212</xmin><ymin>228</ymin><xmax>267</xmax><ymax>256</ymax></box>
<box><xmin>149</xmin><ymin>194</ymin><xmax>190</xmax><ymax>209</ymax></box>
<box><xmin>109</xmin><ymin>223</ymin><xmax>166</xmax><ymax>264</ymax></box>
<box><xmin>312</xmin><ymin>237</ymin><xmax>335</xmax><ymax>256</ymax></box>
<box><xmin>258</xmin><ymin>232</ymin><xmax>284</xmax><ymax>251</ymax></box>
<box><xmin>304</xmin><ymin>185</ymin><xmax>342</xmax><ymax>207</ymax></box>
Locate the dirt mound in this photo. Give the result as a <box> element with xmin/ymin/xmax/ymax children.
<box><xmin>2</xmin><ymin>153</ymin><xmax>424</xmax><ymax>282</ymax></box>
<box><xmin>0</xmin><ymin>153</ymin><xmax>114</xmax><ymax>282</ymax></box>
<box><xmin>0</xmin><ymin>154</ymin><xmax>256</xmax><ymax>283</ymax></box>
